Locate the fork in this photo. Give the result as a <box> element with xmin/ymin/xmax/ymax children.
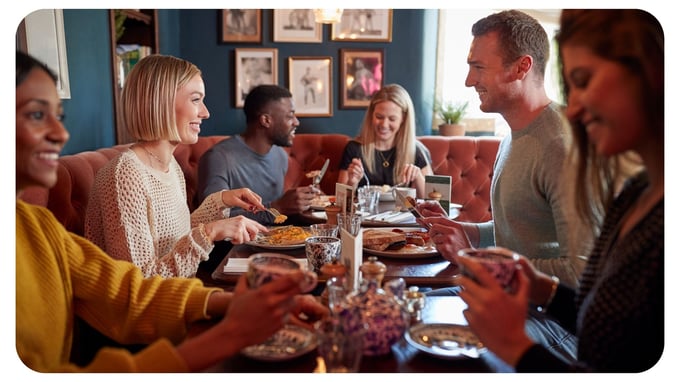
<box><xmin>265</xmin><ymin>207</ymin><xmax>288</xmax><ymax>224</ymax></box>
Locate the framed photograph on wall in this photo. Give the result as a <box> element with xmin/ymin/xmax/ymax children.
<box><xmin>331</xmin><ymin>9</ymin><xmax>392</xmax><ymax>42</ymax></box>
<box><xmin>273</xmin><ymin>9</ymin><xmax>322</xmax><ymax>43</ymax></box>
<box><xmin>340</xmin><ymin>49</ymin><xmax>384</xmax><ymax>108</ymax></box>
<box><xmin>288</xmin><ymin>56</ymin><xmax>332</xmax><ymax>117</ymax></box>
<box><xmin>222</xmin><ymin>9</ymin><xmax>261</xmax><ymax>43</ymax></box>
<box><xmin>235</xmin><ymin>48</ymin><xmax>278</xmax><ymax>108</ymax></box>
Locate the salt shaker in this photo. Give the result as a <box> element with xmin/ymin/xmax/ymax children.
<box><xmin>404</xmin><ymin>286</ymin><xmax>426</xmax><ymax>324</ymax></box>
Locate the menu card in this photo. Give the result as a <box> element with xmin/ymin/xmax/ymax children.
<box><xmin>340</xmin><ymin>226</ymin><xmax>363</xmax><ymax>291</ymax></box>
<box><xmin>425</xmin><ymin>175</ymin><xmax>452</xmax><ymax>213</ymax></box>
<box><xmin>335</xmin><ymin>182</ymin><xmax>356</xmax><ymax>215</ymax></box>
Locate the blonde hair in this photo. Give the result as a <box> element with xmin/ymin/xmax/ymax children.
<box><xmin>121</xmin><ymin>54</ymin><xmax>202</xmax><ymax>141</ymax></box>
<box><xmin>357</xmin><ymin>84</ymin><xmax>417</xmax><ymax>179</ymax></box>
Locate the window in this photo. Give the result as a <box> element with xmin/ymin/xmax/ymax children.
<box><xmin>435</xmin><ymin>9</ymin><xmax>562</xmax><ymax>136</ymax></box>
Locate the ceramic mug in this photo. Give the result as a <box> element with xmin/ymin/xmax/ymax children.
<box><xmin>392</xmin><ymin>187</ymin><xmax>417</xmax><ymax>210</ymax></box>
<box><xmin>246</xmin><ymin>252</ymin><xmax>318</xmax><ymax>293</ymax></box>
<box><xmin>305</xmin><ymin>236</ymin><xmax>341</xmax><ymax>273</ymax></box>
<box><xmin>457</xmin><ymin>247</ymin><xmax>519</xmax><ymax>293</ymax></box>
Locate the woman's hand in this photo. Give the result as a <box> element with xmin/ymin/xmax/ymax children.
<box><xmin>346</xmin><ymin>158</ymin><xmax>365</xmax><ymax>187</ymax></box>
<box><xmin>454</xmin><ymin>252</ymin><xmax>535</xmax><ymax>366</ymax></box>
<box><xmin>221</xmin><ymin>188</ymin><xmax>265</xmax><ymax>212</ymax></box>
<box><xmin>399</xmin><ymin>163</ymin><xmax>422</xmax><ymax>186</ymax></box>
<box><xmin>205</xmin><ymin>215</ymin><xmax>267</xmax><ymax>244</ymax></box>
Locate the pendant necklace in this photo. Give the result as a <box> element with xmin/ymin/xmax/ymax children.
<box><xmin>377</xmin><ymin>149</ymin><xmax>394</xmax><ymax>168</ymax></box>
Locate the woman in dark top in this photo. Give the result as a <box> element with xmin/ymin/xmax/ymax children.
<box><xmin>337</xmin><ymin>84</ymin><xmax>433</xmax><ymax>198</ymax></box>
<box><xmin>448</xmin><ymin>9</ymin><xmax>663</xmax><ymax>372</ymax></box>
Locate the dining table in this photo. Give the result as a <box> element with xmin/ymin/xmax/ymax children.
<box><xmin>197</xmin><ymin>295</ymin><xmax>513</xmax><ymax>373</ymax></box>
<box><xmin>211</xmin><ymin>199</ymin><xmax>462</xmax><ymax>289</ymax></box>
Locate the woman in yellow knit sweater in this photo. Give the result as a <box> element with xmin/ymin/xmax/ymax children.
<box><xmin>15</xmin><ymin>51</ymin><xmax>327</xmax><ymax>372</ymax></box>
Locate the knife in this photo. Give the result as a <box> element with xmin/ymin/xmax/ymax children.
<box><xmin>394</xmin><ymin>188</ymin><xmax>432</xmax><ymax>229</ymax></box>
<box><xmin>313</xmin><ymin>158</ymin><xmax>330</xmax><ymax>187</ymax></box>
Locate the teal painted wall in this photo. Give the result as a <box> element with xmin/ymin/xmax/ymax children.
<box><xmin>59</xmin><ymin>9</ymin><xmax>437</xmax><ymax>154</ymax></box>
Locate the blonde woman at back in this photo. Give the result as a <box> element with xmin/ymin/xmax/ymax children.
<box><xmin>337</xmin><ymin>83</ymin><xmax>433</xmax><ymax>198</ymax></box>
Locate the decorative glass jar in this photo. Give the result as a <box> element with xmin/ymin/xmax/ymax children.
<box><xmin>343</xmin><ymin>256</ymin><xmax>409</xmax><ymax>356</ymax></box>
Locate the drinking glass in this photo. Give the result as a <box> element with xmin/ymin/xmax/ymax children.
<box><xmin>337</xmin><ymin>212</ymin><xmax>362</xmax><ymax>235</ymax></box>
<box><xmin>316</xmin><ymin>318</ymin><xmax>364</xmax><ymax>373</ymax></box>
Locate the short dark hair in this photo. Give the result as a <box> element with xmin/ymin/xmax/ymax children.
<box><xmin>16</xmin><ymin>51</ymin><xmax>57</xmax><ymax>87</ymax></box>
<box><xmin>472</xmin><ymin>10</ymin><xmax>549</xmax><ymax>79</ymax></box>
<box><xmin>243</xmin><ymin>85</ymin><xmax>292</xmax><ymax>123</ymax></box>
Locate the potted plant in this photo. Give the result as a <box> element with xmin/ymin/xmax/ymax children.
<box><xmin>433</xmin><ymin>99</ymin><xmax>469</xmax><ymax>136</ymax></box>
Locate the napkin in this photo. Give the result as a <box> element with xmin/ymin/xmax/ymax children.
<box><xmin>223</xmin><ymin>258</ymin><xmax>308</xmax><ymax>273</ymax></box>
<box><xmin>383</xmin><ymin>211</ymin><xmax>415</xmax><ymax>223</ymax></box>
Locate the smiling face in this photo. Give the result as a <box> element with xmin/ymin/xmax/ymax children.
<box><xmin>267</xmin><ymin>97</ymin><xmax>300</xmax><ymax>147</ymax></box>
<box><xmin>465</xmin><ymin>31</ymin><xmax>520</xmax><ymax>115</ymax></box>
<box><xmin>174</xmin><ymin>74</ymin><xmax>210</xmax><ymax>144</ymax></box>
<box><xmin>16</xmin><ymin>68</ymin><xmax>69</xmax><ymax>193</ymax></box>
<box><xmin>371</xmin><ymin>100</ymin><xmax>403</xmax><ymax>147</ymax></box>
<box><xmin>561</xmin><ymin>45</ymin><xmax>645</xmax><ymax>157</ymax></box>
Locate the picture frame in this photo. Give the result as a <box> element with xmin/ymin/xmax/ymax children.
<box><xmin>288</xmin><ymin>56</ymin><xmax>332</xmax><ymax>117</ymax></box>
<box><xmin>234</xmin><ymin>48</ymin><xmax>278</xmax><ymax>108</ymax></box>
<box><xmin>331</xmin><ymin>9</ymin><xmax>393</xmax><ymax>42</ymax></box>
<box><xmin>273</xmin><ymin>9</ymin><xmax>322</xmax><ymax>43</ymax></box>
<box><xmin>340</xmin><ymin>49</ymin><xmax>384</xmax><ymax>108</ymax></box>
<box><xmin>18</xmin><ymin>10</ymin><xmax>70</xmax><ymax>98</ymax></box>
<box><xmin>221</xmin><ymin>9</ymin><xmax>262</xmax><ymax>43</ymax></box>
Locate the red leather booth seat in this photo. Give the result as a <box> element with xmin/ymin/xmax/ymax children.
<box><xmin>19</xmin><ymin>134</ymin><xmax>500</xmax><ymax>236</ymax></box>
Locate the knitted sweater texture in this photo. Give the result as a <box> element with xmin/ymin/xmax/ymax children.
<box><xmin>16</xmin><ymin>200</ymin><xmax>221</xmax><ymax>372</ymax></box>
<box><xmin>85</xmin><ymin>150</ymin><xmax>228</xmax><ymax>278</ymax></box>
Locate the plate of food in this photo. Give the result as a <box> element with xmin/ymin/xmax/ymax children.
<box><xmin>377</xmin><ymin>184</ymin><xmax>395</xmax><ymax>202</ymax></box>
<box><xmin>362</xmin><ymin>228</ymin><xmax>439</xmax><ymax>259</ymax></box>
<box><xmin>405</xmin><ymin>323</ymin><xmax>487</xmax><ymax>360</ymax></box>
<box><xmin>246</xmin><ymin>226</ymin><xmax>312</xmax><ymax>250</ymax></box>
<box><xmin>310</xmin><ymin>194</ymin><xmax>332</xmax><ymax>210</ymax></box>
<box><xmin>241</xmin><ymin>325</ymin><xmax>317</xmax><ymax>361</ymax></box>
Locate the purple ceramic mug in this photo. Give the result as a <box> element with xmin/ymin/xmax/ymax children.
<box><xmin>457</xmin><ymin>247</ymin><xmax>519</xmax><ymax>293</ymax></box>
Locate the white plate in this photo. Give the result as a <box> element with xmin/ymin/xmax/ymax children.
<box><xmin>405</xmin><ymin>323</ymin><xmax>487</xmax><ymax>359</ymax></box>
<box><xmin>362</xmin><ymin>228</ymin><xmax>439</xmax><ymax>259</ymax></box>
<box><xmin>311</xmin><ymin>195</ymin><xmax>332</xmax><ymax>211</ymax></box>
<box><xmin>246</xmin><ymin>227</ymin><xmax>310</xmax><ymax>250</ymax></box>
<box><xmin>241</xmin><ymin>325</ymin><xmax>317</xmax><ymax>361</ymax></box>
<box><xmin>246</xmin><ymin>242</ymin><xmax>305</xmax><ymax>250</ymax></box>
<box><xmin>379</xmin><ymin>191</ymin><xmax>395</xmax><ymax>202</ymax></box>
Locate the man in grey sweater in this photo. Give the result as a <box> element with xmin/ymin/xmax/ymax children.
<box><xmin>423</xmin><ymin>10</ymin><xmax>592</xmax><ymax>288</ymax></box>
<box><xmin>197</xmin><ymin>85</ymin><xmax>319</xmax><ymax>224</ymax></box>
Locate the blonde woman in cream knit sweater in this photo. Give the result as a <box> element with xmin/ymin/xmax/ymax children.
<box><xmin>85</xmin><ymin>54</ymin><xmax>268</xmax><ymax>278</ymax></box>
<box><xmin>16</xmin><ymin>50</ymin><xmax>327</xmax><ymax>372</ymax></box>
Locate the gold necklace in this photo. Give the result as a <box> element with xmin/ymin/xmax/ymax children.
<box><xmin>136</xmin><ymin>143</ymin><xmax>166</xmax><ymax>169</ymax></box>
<box><xmin>377</xmin><ymin>149</ymin><xmax>393</xmax><ymax>168</ymax></box>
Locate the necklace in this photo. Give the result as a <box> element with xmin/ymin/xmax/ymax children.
<box><xmin>137</xmin><ymin>143</ymin><xmax>166</xmax><ymax>169</ymax></box>
<box><xmin>377</xmin><ymin>149</ymin><xmax>394</xmax><ymax>168</ymax></box>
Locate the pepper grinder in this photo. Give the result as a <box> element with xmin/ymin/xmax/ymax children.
<box><xmin>324</xmin><ymin>196</ymin><xmax>341</xmax><ymax>226</ymax></box>
<box><xmin>359</xmin><ymin>256</ymin><xmax>386</xmax><ymax>288</ymax></box>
